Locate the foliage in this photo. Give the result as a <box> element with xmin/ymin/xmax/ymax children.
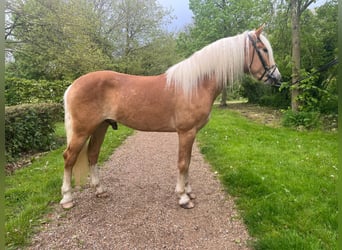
<box><xmin>281</xmin><ymin>109</ymin><xmax>322</xmax><ymax>130</ymax></box>
<box><xmin>198</xmin><ymin>107</ymin><xmax>337</xmax><ymax>250</ymax></box>
<box><xmin>5</xmin><ymin>0</ymin><xmax>178</xmax><ymax>80</ymax></box>
<box><xmin>241</xmin><ymin>76</ymin><xmax>290</xmax><ymax>109</ymax></box>
<box><xmin>295</xmin><ymin>69</ymin><xmax>322</xmax><ymax>112</ymax></box>
<box><xmin>5</xmin><ymin>78</ymin><xmax>70</xmax><ymax>105</ymax></box>
<box><xmin>114</xmin><ymin>34</ymin><xmax>182</xmax><ymax>75</ymax></box>
<box><xmin>106</xmin><ymin>0</ymin><xmax>176</xmax><ymax>74</ymax></box>
<box><xmin>5</xmin><ymin>103</ymin><xmax>63</xmax><ymax>162</ymax></box>
<box><xmin>138</xmin><ymin>35</ymin><xmax>182</xmax><ymax>75</ymax></box>
<box><xmin>6</xmin><ymin>0</ymin><xmax>113</xmax><ymax>80</ymax></box>
<box><xmin>269</xmin><ymin>0</ymin><xmax>337</xmax><ymax>78</ymax></box>
<box><xmin>319</xmin><ymin>74</ymin><xmax>338</xmax><ymax>114</ymax></box>
<box><xmin>279</xmin><ymin>66</ymin><xmax>338</xmax><ymax>115</ymax></box>
<box><xmin>240</xmin><ymin>77</ymin><xmax>267</xmax><ymax>103</ymax></box>
<box><xmin>177</xmin><ymin>0</ymin><xmax>275</xmax><ymax>57</ymax></box>
<box><xmin>5</xmin><ymin>123</ymin><xmax>133</xmax><ymax>248</ymax></box>
<box><xmin>269</xmin><ymin>0</ymin><xmax>338</xmax><ymax>112</ymax></box>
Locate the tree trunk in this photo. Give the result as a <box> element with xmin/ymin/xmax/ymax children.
<box><xmin>291</xmin><ymin>0</ymin><xmax>301</xmax><ymax>112</ymax></box>
<box><xmin>220</xmin><ymin>87</ymin><xmax>227</xmax><ymax>107</ymax></box>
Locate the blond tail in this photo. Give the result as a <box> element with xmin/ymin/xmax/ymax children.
<box><xmin>64</xmin><ymin>86</ymin><xmax>89</xmax><ymax>186</ymax></box>
<box><xmin>72</xmin><ymin>143</ymin><xmax>89</xmax><ymax>186</ymax></box>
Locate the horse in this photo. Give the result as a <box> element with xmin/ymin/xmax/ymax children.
<box><xmin>60</xmin><ymin>25</ymin><xmax>281</xmax><ymax>209</ymax></box>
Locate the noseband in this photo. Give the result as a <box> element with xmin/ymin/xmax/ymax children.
<box><xmin>247</xmin><ymin>34</ymin><xmax>278</xmax><ymax>83</ymax></box>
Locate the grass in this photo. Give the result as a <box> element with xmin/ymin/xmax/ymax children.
<box><xmin>5</xmin><ymin>123</ymin><xmax>133</xmax><ymax>249</ymax></box>
<box><xmin>197</xmin><ymin>106</ymin><xmax>338</xmax><ymax>249</ymax></box>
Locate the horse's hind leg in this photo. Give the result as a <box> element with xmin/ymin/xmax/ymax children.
<box><xmin>61</xmin><ymin>135</ymin><xmax>88</xmax><ymax>209</ymax></box>
<box><xmin>88</xmin><ymin>122</ymin><xmax>109</xmax><ymax>198</ymax></box>
<box><xmin>176</xmin><ymin>129</ymin><xmax>197</xmax><ymax>209</ymax></box>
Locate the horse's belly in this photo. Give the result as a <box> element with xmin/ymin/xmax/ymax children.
<box><xmin>114</xmin><ymin>108</ymin><xmax>177</xmax><ymax>132</ymax></box>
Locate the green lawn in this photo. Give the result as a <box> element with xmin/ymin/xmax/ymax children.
<box><xmin>5</xmin><ymin>123</ymin><xmax>133</xmax><ymax>249</ymax></box>
<box><xmin>197</xmin><ymin>106</ymin><xmax>338</xmax><ymax>249</ymax></box>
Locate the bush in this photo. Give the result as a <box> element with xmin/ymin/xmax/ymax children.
<box><xmin>289</xmin><ymin>70</ymin><xmax>338</xmax><ymax>115</ymax></box>
<box><xmin>319</xmin><ymin>76</ymin><xmax>338</xmax><ymax>114</ymax></box>
<box><xmin>241</xmin><ymin>76</ymin><xmax>267</xmax><ymax>103</ymax></box>
<box><xmin>5</xmin><ymin>78</ymin><xmax>71</xmax><ymax>106</ymax></box>
<box><xmin>241</xmin><ymin>76</ymin><xmax>290</xmax><ymax>109</ymax></box>
<box><xmin>281</xmin><ymin>110</ymin><xmax>322</xmax><ymax>130</ymax></box>
<box><xmin>5</xmin><ymin>103</ymin><xmax>64</xmax><ymax>162</ymax></box>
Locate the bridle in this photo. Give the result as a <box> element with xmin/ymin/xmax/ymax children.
<box><xmin>247</xmin><ymin>33</ymin><xmax>279</xmax><ymax>85</ymax></box>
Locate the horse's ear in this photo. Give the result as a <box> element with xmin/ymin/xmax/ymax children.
<box><xmin>255</xmin><ymin>23</ymin><xmax>265</xmax><ymax>37</ymax></box>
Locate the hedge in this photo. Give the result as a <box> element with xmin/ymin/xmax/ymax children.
<box><xmin>5</xmin><ymin>78</ymin><xmax>71</xmax><ymax>106</ymax></box>
<box><xmin>5</xmin><ymin>103</ymin><xmax>64</xmax><ymax>162</ymax></box>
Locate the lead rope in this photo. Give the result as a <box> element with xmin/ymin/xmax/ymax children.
<box><xmin>291</xmin><ymin>58</ymin><xmax>338</xmax><ymax>85</ymax></box>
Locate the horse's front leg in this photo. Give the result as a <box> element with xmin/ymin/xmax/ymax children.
<box><xmin>176</xmin><ymin>129</ymin><xmax>196</xmax><ymax>209</ymax></box>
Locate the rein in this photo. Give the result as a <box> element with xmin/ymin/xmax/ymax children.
<box><xmin>275</xmin><ymin>58</ymin><xmax>338</xmax><ymax>88</ymax></box>
<box><xmin>247</xmin><ymin>34</ymin><xmax>279</xmax><ymax>85</ymax></box>
<box><xmin>291</xmin><ymin>58</ymin><xmax>338</xmax><ymax>85</ymax></box>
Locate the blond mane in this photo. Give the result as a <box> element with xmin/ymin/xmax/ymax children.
<box><xmin>166</xmin><ymin>31</ymin><xmax>249</xmax><ymax>98</ymax></box>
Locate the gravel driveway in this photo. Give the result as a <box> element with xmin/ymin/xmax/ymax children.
<box><xmin>29</xmin><ymin>131</ymin><xmax>251</xmax><ymax>249</ymax></box>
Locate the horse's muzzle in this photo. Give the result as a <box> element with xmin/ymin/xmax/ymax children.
<box><xmin>265</xmin><ymin>65</ymin><xmax>282</xmax><ymax>87</ymax></box>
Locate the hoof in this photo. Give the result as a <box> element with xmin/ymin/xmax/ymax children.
<box><xmin>61</xmin><ymin>201</ymin><xmax>74</xmax><ymax>209</ymax></box>
<box><xmin>188</xmin><ymin>193</ymin><xmax>196</xmax><ymax>200</ymax></box>
<box><xmin>96</xmin><ymin>191</ymin><xmax>109</xmax><ymax>198</ymax></box>
<box><xmin>180</xmin><ymin>201</ymin><xmax>195</xmax><ymax>209</ymax></box>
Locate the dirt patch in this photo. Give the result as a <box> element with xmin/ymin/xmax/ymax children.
<box><xmin>29</xmin><ymin>132</ymin><xmax>251</xmax><ymax>249</ymax></box>
<box><xmin>226</xmin><ymin>102</ymin><xmax>282</xmax><ymax>127</ymax></box>
<box><xmin>5</xmin><ymin>152</ymin><xmax>49</xmax><ymax>175</ymax></box>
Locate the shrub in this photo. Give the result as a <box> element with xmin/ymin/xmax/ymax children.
<box><xmin>241</xmin><ymin>76</ymin><xmax>290</xmax><ymax>108</ymax></box>
<box><xmin>5</xmin><ymin>103</ymin><xmax>63</xmax><ymax>162</ymax></box>
<box><xmin>241</xmin><ymin>76</ymin><xmax>267</xmax><ymax>103</ymax></box>
<box><xmin>288</xmin><ymin>70</ymin><xmax>337</xmax><ymax>115</ymax></box>
<box><xmin>319</xmin><ymin>76</ymin><xmax>338</xmax><ymax>114</ymax></box>
<box><xmin>5</xmin><ymin>78</ymin><xmax>71</xmax><ymax>106</ymax></box>
<box><xmin>281</xmin><ymin>110</ymin><xmax>322</xmax><ymax>130</ymax></box>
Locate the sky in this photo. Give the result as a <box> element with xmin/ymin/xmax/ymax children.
<box><xmin>157</xmin><ymin>0</ymin><xmax>193</xmax><ymax>32</ymax></box>
<box><xmin>311</xmin><ymin>0</ymin><xmax>329</xmax><ymax>8</ymax></box>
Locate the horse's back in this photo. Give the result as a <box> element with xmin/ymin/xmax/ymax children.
<box><xmin>65</xmin><ymin>71</ymin><xmax>178</xmax><ymax>131</ymax></box>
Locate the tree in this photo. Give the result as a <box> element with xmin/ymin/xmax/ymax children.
<box><xmin>288</xmin><ymin>0</ymin><xmax>336</xmax><ymax>112</ymax></box>
<box><xmin>5</xmin><ymin>0</ymin><xmax>178</xmax><ymax>79</ymax></box>
<box><xmin>134</xmin><ymin>34</ymin><xmax>182</xmax><ymax>76</ymax></box>
<box><xmin>5</xmin><ymin>0</ymin><xmax>113</xmax><ymax>80</ymax></box>
<box><xmin>290</xmin><ymin>0</ymin><xmax>316</xmax><ymax>112</ymax></box>
<box><xmin>105</xmin><ymin>0</ymin><xmax>173</xmax><ymax>74</ymax></box>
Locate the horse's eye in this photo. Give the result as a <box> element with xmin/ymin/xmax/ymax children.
<box><xmin>263</xmin><ymin>48</ymin><xmax>268</xmax><ymax>53</ymax></box>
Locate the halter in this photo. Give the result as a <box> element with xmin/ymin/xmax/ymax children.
<box><xmin>247</xmin><ymin>34</ymin><xmax>278</xmax><ymax>84</ymax></box>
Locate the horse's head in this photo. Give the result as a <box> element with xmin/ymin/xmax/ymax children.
<box><xmin>246</xmin><ymin>24</ymin><xmax>281</xmax><ymax>86</ymax></box>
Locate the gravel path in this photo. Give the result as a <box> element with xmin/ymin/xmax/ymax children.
<box><xmin>29</xmin><ymin>131</ymin><xmax>251</xmax><ymax>249</ymax></box>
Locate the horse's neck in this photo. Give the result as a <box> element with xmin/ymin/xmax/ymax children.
<box><xmin>202</xmin><ymin>76</ymin><xmax>225</xmax><ymax>101</ymax></box>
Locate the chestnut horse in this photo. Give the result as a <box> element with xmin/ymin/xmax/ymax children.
<box><xmin>60</xmin><ymin>25</ymin><xmax>281</xmax><ymax>209</ymax></box>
